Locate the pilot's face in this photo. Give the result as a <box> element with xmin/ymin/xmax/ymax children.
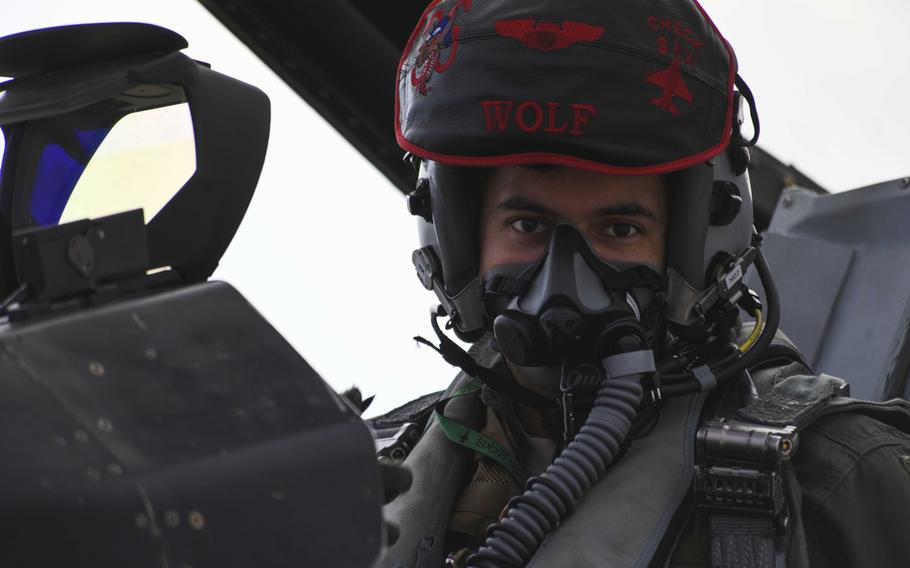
<box><xmin>478</xmin><ymin>166</ymin><xmax>668</xmax><ymax>275</ymax></box>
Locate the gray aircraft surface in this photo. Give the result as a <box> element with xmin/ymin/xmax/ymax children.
<box><xmin>0</xmin><ymin>23</ymin><xmax>386</xmax><ymax>567</ymax></box>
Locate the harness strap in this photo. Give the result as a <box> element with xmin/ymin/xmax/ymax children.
<box><xmin>699</xmin><ymin>366</ymin><xmax>857</xmax><ymax>568</ymax></box>
<box><xmin>710</xmin><ymin>513</ymin><xmax>783</xmax><ymax>568</ymax></box>
<box><xmin>693</xmin><ymin>329</ymin><xmax>813</xmax><ymax>568</ymax></box>
<box><xmin>434</xmin><ymin>376</ymin><xmax>528</xmax><ymax>485</ymax></box>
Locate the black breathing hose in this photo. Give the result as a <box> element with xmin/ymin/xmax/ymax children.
<box><xmin>466</xmin><ymin>348</ymin><xmax>654</xmax><ymax>568</ymax></box>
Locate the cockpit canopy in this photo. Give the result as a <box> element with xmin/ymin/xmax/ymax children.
<box><xmin>0</xmin><ymin>22</ymin><xmax>270</xmax><ymax>298</ymax></box>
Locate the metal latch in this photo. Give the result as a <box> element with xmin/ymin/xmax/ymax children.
<box><xmin>695</xmin><ymin>419</ymin><xmax>798</xmax><ymax>523</ymax></box>
<box><xmin>375</xmin><ymin>422</ymin><xmax>422</xmax><ymax>464</ymax></box>
<box><xmin>695</xmin><ymin>465</ymin><xmax>785</xmax><ymax>517</ymax></box>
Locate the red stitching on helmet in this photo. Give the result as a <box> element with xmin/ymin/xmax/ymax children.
<box><xmin>646</xmin><ymin>16</ymin><xmax>705</xmax><ymax>52</ymax></box>
<box><xmin>480</xmin><ymin>100</ymin><xmax>597</xmax><ymax>136</ymax></box>
<box><xmin>515</xmin><ymin>101</ymin><xmax>544</xmax><ymax>132</ymax></box>
<box><xmin>690</xmin><ymin>0</ymin><xmax>737</xmax><ymax>151</ymax></box>
<box><xmin>481</xmin><ymin>101</ymin><xmax>513</xmax><ymax>131</ymax></box>
<box><xmin>644</xmin><ymin>12</ymin><xmax>705</xmax><ymax>115</ymax></box>
<box><xmin>494</xmin><ymin>19</ymin><xmax>605</xmax><ymax>52</ymax></box>
<box><xmin>395</xmin><ymin>136</ymin><xmax>728</xmax><ymax>176</ymax></box>
<box><xmin>543</xmin><ymin>102</ymin><xmax>568</xmax><ymax>134</ymax></box>
<box><xmin>408</xmin><ymin>0</ymin><xmax>473</xmax><ymax>96</ymax></box>
<box><xmin>394</xmin><ymin>0</ymin><xmax>737</xmax><ymax>175</ymax></box>
<box><xmin>645</xmin><ymin>53</ymin><xmax>693</xmax><ymax>115</ymax></box>
<box><xmin>568</xmin><ymin>104</ymin><xmax>596</xmax><ymax>135</ymax></box>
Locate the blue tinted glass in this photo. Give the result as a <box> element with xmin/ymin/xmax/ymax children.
<box><xmin>0</xmin><ymin>129</ymin><xmax>6</xmax><ymax>177</ymax></box>
<box><xmin>74</xmin><ymin>128</ymin><xmax>108</xmax><ymax>153</ymax></box>
<box><xmin>29</xmin><ymin>128</ymin><xmax>109</xmax><ymax>226</ymax></box>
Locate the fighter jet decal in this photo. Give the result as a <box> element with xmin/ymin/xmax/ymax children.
<box><xmin>495</xmin><ymin>19</ymin><xmax>605</xmax><ymax>52</ymax></box>
<box><xmin>645</xmin><ymin>54</ymin><xmax>693</xmax><ymax>115</ymax></box>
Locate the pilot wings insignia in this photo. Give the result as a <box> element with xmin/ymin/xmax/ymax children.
<box><xmin>494</xmin><ymin>19</ymin><xmax>605</xmax><ymax>52</ymax></box>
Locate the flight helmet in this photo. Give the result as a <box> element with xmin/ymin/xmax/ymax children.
<box><xmin>398</xmin><ymin>0</ymin><xmax>767</xmax><ymax>372</ymax></box>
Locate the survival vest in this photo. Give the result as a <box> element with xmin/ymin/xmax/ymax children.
<box><xmin>371</xmin><ymin>329</ymin><xmax>910</xmax><ymax>567</ymax></box>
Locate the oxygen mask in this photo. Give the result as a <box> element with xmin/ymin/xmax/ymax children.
<box><xmin>414</xmin><ymin>224</ymin><xmax>667</xmax><ymax>416</ymax></box>
<box><xmin>483</xmin><ymin>224</ymin><xmax>662</xmax><ymax>370</ymax></box>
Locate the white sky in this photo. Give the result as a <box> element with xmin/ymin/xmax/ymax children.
<box><xmin>3</xmin><ymin>1</ymin><xmax>909</xmax><ymax>416</ymax></box>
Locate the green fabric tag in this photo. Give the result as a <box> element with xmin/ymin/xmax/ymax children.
<box><xmin>435</xmin><ymin>377</ymin><xmax>528</xmax><ymax>485</ymax></box>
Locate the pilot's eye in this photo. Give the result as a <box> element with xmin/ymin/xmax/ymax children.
<box><xmin>604</xmin><ymin>223</ymin><xmax>640</xmax><ymax>238</ymax></box>
<box><xmin>510</xmin><ymin>218</ymin><xmax>547</xmax><ymax>234</ymax></box>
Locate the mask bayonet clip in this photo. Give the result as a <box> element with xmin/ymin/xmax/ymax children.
<box><xmin>560</xmin><ymin>390</ymin><xmax>576</xmax><ymax>445</ymax></box>
<box><xmin>646</xmin><ymin>373</ymin><xmax>663</xmax><ymax>403</ymax></box>
<box><xmin>559</xmin><ymin>359</ymin><xmax>576</xmax><ymax>444</ymax></box>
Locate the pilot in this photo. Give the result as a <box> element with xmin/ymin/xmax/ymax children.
<box><xmin>377</xmin><ymin>1</ymin><xmax>910</xmax><ymax>567</ymax></box>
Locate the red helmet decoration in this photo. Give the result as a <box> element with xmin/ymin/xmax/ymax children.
<box><xmin>396</xmin><ymin>0</ymin><xmax>737</xmax><ymax>174</ymax></box>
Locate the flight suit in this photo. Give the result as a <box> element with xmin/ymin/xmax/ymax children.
<box><xmin>376</xmin><ymin>335</ymin><xmax>910</xmax><ymax>568</ymax></box>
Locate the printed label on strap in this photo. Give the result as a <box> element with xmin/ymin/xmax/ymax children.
<box><xmin>435</xmin><ymin>377</ymin><xmax>528</xmax><ymax>485</ymax></box>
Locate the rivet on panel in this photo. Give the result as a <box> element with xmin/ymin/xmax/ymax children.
<box><xmin>164</xmin><ymin>510</ymin><xmax>180</xmax><ymax>528</ymax></box>
<box><xmin>188</xmin><ymin>510</ymin><xmax>205</xmax><ymax>531</ymax></box>
<box><xmin>134</xmin><ymin>513</ymin><xmax>150</xmax><ymax>529</ymax></box>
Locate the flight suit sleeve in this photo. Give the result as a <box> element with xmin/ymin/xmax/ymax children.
<box><xmin>793</xmin><ymin>411</ymin><xmax>910</xmax><ymax>567</ymax></box>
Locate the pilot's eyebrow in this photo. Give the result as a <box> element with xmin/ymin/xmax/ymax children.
<box><xmin>496</xmin><ymin>196</ymin><xmax>657</xmax><ymax>221</ymax></box>
<box><xmin>495</xmin><ymin>195</ymin><xmax>559</xmax><ymax>217</ymax></box>
<box><xmin>594</xmin><ymin>202</ymin><xmax>658</xmax><ymax>221</ymax></box>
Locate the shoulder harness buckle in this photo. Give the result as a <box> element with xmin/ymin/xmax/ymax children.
<box><xmin>695</xmin><ymin>419</ymin><xmax>797</xmax><ymax>529</ymax></box>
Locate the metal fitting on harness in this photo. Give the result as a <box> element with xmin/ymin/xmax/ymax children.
<box><xmin>695</xmin><ymin>419</ymin><xmax>798</xmax><ymax>528</ymax></box>
<box><xmin>375</xmin><ymin>422</ymin><xmax>422</xmax><ymax>464</ymax></box>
